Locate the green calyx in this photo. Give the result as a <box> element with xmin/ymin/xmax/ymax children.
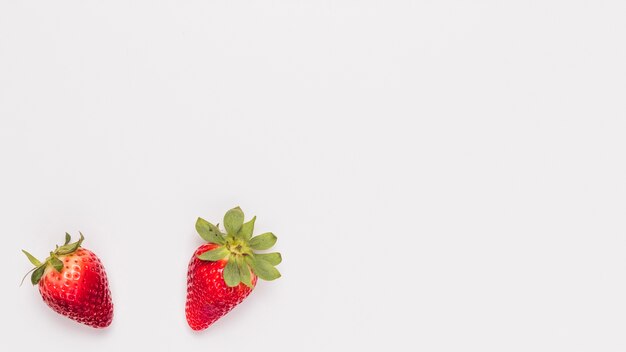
<box><xmin>195</xmin><ymin>206</ymin><xmax>282</xmax><ymax>288</ymax></box>
<box><xmin>21</xmin><ymin>232</ymin><xmax>85</xmax><ymax>286</ymax></box>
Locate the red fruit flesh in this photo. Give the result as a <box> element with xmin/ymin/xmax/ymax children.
<box><xmin>186</xmin><ymin>243</ymin><xmax>257</xmax><ymax>331</ymax></box>
<box><xmin>39</xmin><ymin>248</ymin><xmax>113</xmax><ymax>328</ymax></box>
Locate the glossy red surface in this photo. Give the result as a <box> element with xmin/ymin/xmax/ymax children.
<box><xmin>185</xmin><ymin>243</ymin><xmax>257</xmax><ymax>331</ymax></box>
<box><xmin>39</xmin><ymin>248</ymin><xmax>113</xmax><ymax>328</ymax></box>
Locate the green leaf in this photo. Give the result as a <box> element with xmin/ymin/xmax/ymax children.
<box><xmin>224</xmin><ymin>207</ymin><xmax>244</xmax><ymax>235</ymax></box>
<box><xmin>197</xmin><ymin>246</ymin><xmax>229</xmax><ymax>261</ymax></box>
<box><xmin>239</xmin><ymin>216</ymin><xmax>256</xmax><ymax>241</ymax></box>
<box><xmin>237</xmin><ymin>256</ymin><xmax>253</xmax><ymax>288</ymax></box>
<box><xmin>49</xmin><ymin>255</ymin><xmax>63</xmax><ymax>272</ymax></box>
<box><xmin>256</xmin><ymin>252</ymin><xmax>282</xmax><ymax>266</ymax></box>
<box><xmin>20</xmin><ymin>266</ymin><xmax>37</xmax><ymax>287</ymax></box>
<box><xmin>31</xmin><ymin>265</ymin><xmax>46</xmax><ymax>285</ymax></box>
<box><xmin>246</xmin><ymin>256</ymin><xmax>281</xmax><ymax>281</ymax></box>
<box><xmin>64</xmin><ymin>233</ymin><xmax>71</xmax><ymax>245</ymax></box>
<box><xmin>223</xmin><ymin>257</ymin><xmax>241</xmax><ymax>287</ymax></box>
<box><xmin>56</xmin><ymin>232</ymin><xmax>84</xmax><ymax>255</ymax></box>
<box><xmin>22</xmin><ymin>250</ymin><xmax>42</xmax><ymax>267</ymax></box>
<box><xmin>195</xmin><ymin>217</ymin><xmax>225</xmax><ymax>244</ymax></box>
<box><xmin>249</xmin><ymin>232</ymin><xmax>277</xmax><ymax>250</ymax></box>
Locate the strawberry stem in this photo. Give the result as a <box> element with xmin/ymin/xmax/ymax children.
<box><xmin>21</xmin><ymin>232</ymin><xmax>86</xmax><ymax>285</ymax></box>
<box><xmin>195</xmin><ymin>207</ymin><xmax>282</xmax><ymax>287</ymax></box>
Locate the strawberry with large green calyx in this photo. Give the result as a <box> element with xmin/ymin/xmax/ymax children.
<box><xmin>186</xmin><ymin>206</ymin><xmax>282</xmax><ymax>331</ymax></box>
<box><xmin>21</xmin><ymin>233</ymin><xmax>114</xmax><ymax>328</ymax></box>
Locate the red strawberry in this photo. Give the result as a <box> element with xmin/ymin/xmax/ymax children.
<box><xmin>21</xmin><ymin>233</ymin><xmax>114</xmax><ymax>328</ymax></box>
<box><xmin>186</xmin><ymin>207</ymin><xmax>282</xmax><ymax>331</ymax></box>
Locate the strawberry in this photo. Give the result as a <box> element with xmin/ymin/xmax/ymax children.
<box><xmin>21</xmin><ymin>233</ymin><xmax>114</xmax><ymax>328</ymax></box>
<box><xmin>186</xmin><ymin>207</ymin><xmax>282</xmax><ymax>331</ymax></box>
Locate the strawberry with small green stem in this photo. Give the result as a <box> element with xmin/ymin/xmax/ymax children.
<box><xmin>186</xmin><ymin>206</ymin><xmax>282</xmax><ymax>331</ymax></box>
<box><xmin>21</xmin><ymin>233</ymin><xmax>113</xmax><ymax>328</ymax></box>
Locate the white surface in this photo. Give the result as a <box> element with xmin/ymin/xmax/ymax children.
<box><xmin>1</xmin><ymin>1</ymin><xmax>625</xmax><ymax>351</ymax></box>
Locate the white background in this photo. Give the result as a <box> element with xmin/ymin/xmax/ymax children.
<box><xmin>1</xmin><ymin>1</ymin><xmax>625</xmax><ymax>351</ymax></box>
